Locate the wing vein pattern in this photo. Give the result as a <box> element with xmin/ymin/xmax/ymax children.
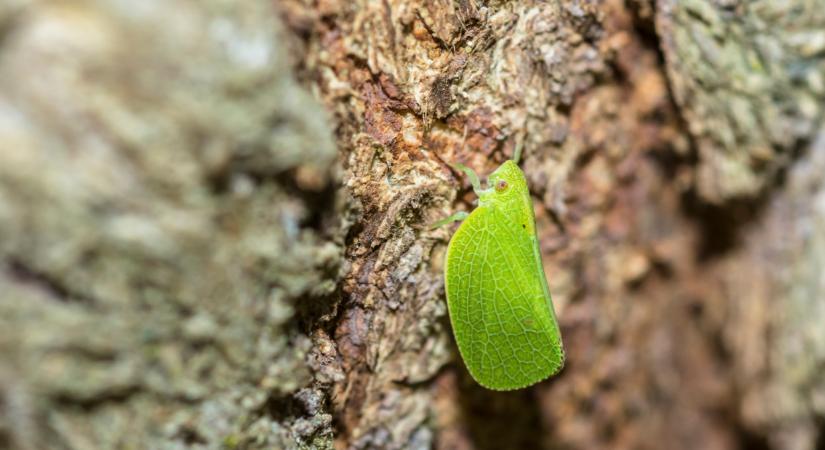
<box><xmin>446</xmin><ymin>203</ymin><xmax>563</xmax><ymax>390</ymax></box>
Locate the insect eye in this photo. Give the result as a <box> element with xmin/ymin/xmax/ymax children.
<box><xmin>495</xmin><ymin>180</ymin><xmax>509</xmax><ymax>192</ymax></box>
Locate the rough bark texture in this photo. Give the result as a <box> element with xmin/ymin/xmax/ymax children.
<box><xmin>658</xmin><ymin>0</ymin><xmax>825</xmax><ymax>202</ymax></box>
<box><xmin>1</xmin><ymin>1</ymin><xmax>824</xmax><ymax>450</ymax></box>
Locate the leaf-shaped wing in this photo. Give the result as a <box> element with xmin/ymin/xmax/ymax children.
<box><xmin>445</xmin><ymin>204</ymin><xmax>564</xmax><ymax>390</ymax></box>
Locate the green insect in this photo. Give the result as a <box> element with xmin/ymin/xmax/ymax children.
<box><xmin>433</xmin><ymin>147</ymin><xmax>564</xmax><ymax>390</ymax></box>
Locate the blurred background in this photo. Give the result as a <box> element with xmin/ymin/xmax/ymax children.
<box><xmin>1</xmin><ymin>1</ymin><xmax>824</xmax><ymax>449</ymax></box>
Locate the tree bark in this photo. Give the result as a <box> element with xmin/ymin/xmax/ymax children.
<box><xmin>1</xmin><ymin>1</ymin><xmax>824</xmax><ymax>450</ymax></box>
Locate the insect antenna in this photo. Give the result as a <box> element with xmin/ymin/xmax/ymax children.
<box><xmin>513</xmin><ymin>133</ymin><xmax>524</xmax><ymax>165</ymax></box>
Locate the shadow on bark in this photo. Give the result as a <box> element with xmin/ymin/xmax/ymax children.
<box><xmin>456</xmin><ymin>369</ymin><xmax>548</xmax><ymax>450</ymax></box>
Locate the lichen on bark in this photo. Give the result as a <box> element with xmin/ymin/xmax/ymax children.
<box><xmin>657</xmin><ymin>0</ymin><xmax>825</xmax><ymax>202</ymax></box>
<box><xmin>0</xmin><ymin>1</ymin><xmax>340</xmax><ymax>449</ymax></box>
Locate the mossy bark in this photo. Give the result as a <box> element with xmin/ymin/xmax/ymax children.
<box><xmin>1</xmin><ymin>1</ymin><xmax>824</xmax><ymax>450</ymax></box>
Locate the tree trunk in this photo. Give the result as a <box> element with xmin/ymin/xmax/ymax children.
<box><xmin>1</xmin><ymin>1</ymin><xmax>824</xmax><ymax>450</ymax></box>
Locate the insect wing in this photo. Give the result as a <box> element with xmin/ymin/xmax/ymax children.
<box><xmin>445</xmin><ymin>204</ymin><xmax>563</xmax><ymax>390</ymax></box>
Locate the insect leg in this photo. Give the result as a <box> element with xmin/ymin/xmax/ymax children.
<box><xmin>429</xmin><ymin>211</ymin><xmax>470</xmax><ymax>230</ymax></box>
<box><xmin>450</xmin><ymin>162</ymin><xmax>482</xmax><ymax>194</ymax></box>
